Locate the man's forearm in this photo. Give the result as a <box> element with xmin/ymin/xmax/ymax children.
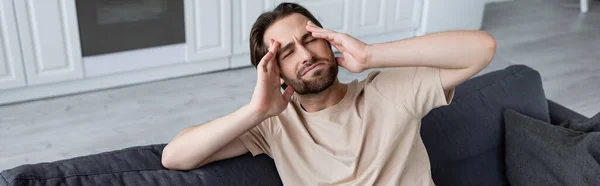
<box><xmin>162</xmin><ymin>104</ymin><xmax>265</xmax><ymax>169</ymax></box>
<box><xmin>366</xmin><ymin>30</ymin><xmax>496</xmax><ymax>70</ymax></box>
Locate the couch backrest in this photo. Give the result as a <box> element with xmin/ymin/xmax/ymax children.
<box><xmin>420</xmin><ymin>65</ymin><xmax>550</xmax><ymax>185</ymax></box>
<box><xmin>0</xmin><ymin>144</ymin><xmax>283</xmax><ymax>186</ymax></box>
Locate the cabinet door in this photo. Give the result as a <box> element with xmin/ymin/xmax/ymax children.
<box><xmin>273</xmin><ymin>0</ymin><xmax>351</xmax><ymax>33</ymax></box>
<box><xmin>351</xmin><ymin>0</ymin><xmax>387</xmax><ymax>37</ymax></box>
<box><xmin>386</xmin><ymin>0</ymin><xmax>421</xmax><ymax>32</ymax></box>
<box><xmin>232</xmin><ymin>0</ymin><xmax>271</xmax><ymax>56</ymax></box>
<box><xmin>0</xmin><ymin>0</ymin><xmax>26</xmax><ymax>90</ymax></box>
<box><xmin>184</xmin><ymin>0</ymin><xmax>232</xmax><ymax>62</ymax></box>
<box><xmin>13</xmin><ymin>0</ymin><xmax>84</xmax><ymax>85</ymax></box>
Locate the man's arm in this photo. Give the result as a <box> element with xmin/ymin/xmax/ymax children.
<box><xmin>306</xmin><ymin>22</ymin><xmax>495</xmax><ymax>93</ymax></box>
<box><xmin>366</xmin><ymin>30</ymin><xmax>496</xmax><ymax>93</ymax></box>
<box><xmin>162</xmin><ymin>105</ymin><xmax>261</xmax><ymax>170</ymax></box>
<box><xmin>162</xmin><ymin>39</ymin><xmax>293</xmax><ymax>170</ymax></box>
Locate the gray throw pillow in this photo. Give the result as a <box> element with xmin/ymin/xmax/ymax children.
<box><xmin>504</xmin><ymin>109</ymin><xmax>600</xmax><ymax>186</ymax></box>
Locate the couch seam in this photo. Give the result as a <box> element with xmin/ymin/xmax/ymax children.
<box><xmin>9</xmin><ymin>168</ymin><xmax>173</xmax><ymax>181</ymax></box>
<box><xmin>50</xmin><ymin>148</ymin><xmax>160</xmax><ymax>163</ymax></box>
<box><xmin>0</xmin><ymin>173</ymin><xmax>12</xmax><ymax>185</ymax></box>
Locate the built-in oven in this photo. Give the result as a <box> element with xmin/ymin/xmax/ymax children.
<box><xmin>75</xmin><ymin>0</ymin><xmax>185</xmax><ymax>57</ymax></box>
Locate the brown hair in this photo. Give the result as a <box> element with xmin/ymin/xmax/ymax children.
<box><xmin>249</xmin><ymin>3</ymin><xmax>325</xmax><ymax>67</ymax></box>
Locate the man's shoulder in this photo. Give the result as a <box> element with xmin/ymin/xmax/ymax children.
<box><xmin>361</xmin><ymin>67</ymin><xmax>419</xmax><ymax>84</ymax></box>
<box><xmin>359</xmin><ymin>67</ymin><xmax>423</xmax><ymax>103</ymax></box>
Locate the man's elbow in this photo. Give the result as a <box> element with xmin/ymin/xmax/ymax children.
<box><xmin>161</xmin><ymin>146</ymin><xmax>198</xmax><ymax>170</ymax></box>
<box><xmin>161</xmin><ymin>147</ymin><xmax>180</xmax><ymax>170</ymax></box>
<box><xmin>161</xmin><ymin>158</ymin><xmax>176</xmax><ymax>170</ymax></box>
<box><xmin>162</xmin><ymin>156</ymin><xmax>198</xmax><ymax>171</ymax></box>
<box><xmin>480</xmin><ymin>31</ymin><xmax>497</xmax><ymax>66</ymax></box>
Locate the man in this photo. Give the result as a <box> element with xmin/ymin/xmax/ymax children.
<box><xmin>162</xmin><ymin>2</ymin><xmax>495</xmax><ymax>185</ymax></box>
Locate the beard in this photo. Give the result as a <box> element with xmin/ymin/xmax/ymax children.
<box><xmin>281</xmin><ymin>56</ymin><xmax>338</xmax><ymax>95</ymax></box>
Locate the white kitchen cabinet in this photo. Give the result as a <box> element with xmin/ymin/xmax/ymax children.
<box><xmin>385</xmin><ymin>0</ymin><xmax>422</xmax><ymax>32</ymax></box>
<box><xmin>420</xmin><ymin>0</ymin><xmax>486</xmax><ymax>34</ymax></box>
<box><xmin>185</xmin><ymin>0</ymin><xmax>232</xmax><ymax>62</ymax></box>
<box><xmin>351</xmin><ymin>0</ymin><xmax>387</xmax><ymax>37</ymax></box>
<box><xmin>230</xmin><ymin>0</ymin><xmax>272</xmax><ymax>68</ymax></box>
<box><xmin>352</xmin><ymin>0</ymin><xmax>421</xmax><ymax>37</ymax></box>
<box><xmin>232</xmin><ymin>0</ymin><xmax>272</xmax><ymax>55</ymax></box>
<box><xmin>0</xmin><ymin>0</ymin><xmax>26</xmax><ymax>90</ymax></box>
<box><xmin>13</xmin><ymin>0</ymin><xmax>84</xmax><ymax>86</ymax></box>
<box><xmin>348</xmin><ymin>0</ymin><xmax>424</xmax><ymax>46</ymax></box>
<box><xmin>275</xmin><ymin>0</ymin><xmax>352</xmax><ymax>33</ymax></box>
<box><xmin>352</xmin><ymin>0</ymin><xmax>423</xmax><ymax>37</ymax></box>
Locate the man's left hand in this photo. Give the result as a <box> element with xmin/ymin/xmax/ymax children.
<box><xmin>306</xmin><ymin>21</ymin><xmax>370</xmax><ymax>73</ymax></box>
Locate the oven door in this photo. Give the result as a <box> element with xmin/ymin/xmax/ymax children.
<box><xmin>75</xmin><ymin>0</ymin><xmax>185</xmax><ymax>56</ymax></box>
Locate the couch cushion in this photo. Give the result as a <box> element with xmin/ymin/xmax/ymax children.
<box><xmin>420</xmin><ymin>65</ymin><xmax>550</xmax><ymax>186</ymax></box>
<box><xmin>0</xmin><ymin>144</ymin><xmax>282</xmax><ymax>186</ymax></box>
<box><xmin>504</xmin><ymin>109</ymin><xmax>600</xmax><ymax>186</ymax></box>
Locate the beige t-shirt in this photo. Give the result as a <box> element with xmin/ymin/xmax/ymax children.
<box><xmin>239</xmin><ymin>67</ymin><xmax>454</xmax><ymax>186</ymax></box>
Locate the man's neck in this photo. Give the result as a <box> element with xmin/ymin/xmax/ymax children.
<box><xmin>296</xmin><ymin>80</ymin><xmax>348</xmax><ymax>113</ymax></box>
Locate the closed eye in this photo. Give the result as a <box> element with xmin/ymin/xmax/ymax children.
<box><xmin>280</xmin><ymin>34</ymin><xmax>316</xmax><ymax>60</ymax></box>
<box><xmin>282</xmin><ymin>50</ymin><xmax>294</xmax><ymax>59</ymax></box>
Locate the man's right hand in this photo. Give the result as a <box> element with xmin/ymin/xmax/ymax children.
<box><xmin>163</xmin><ymin>39</ymin><xmax>293</xmax><ymax>170</ymax></box>
<box><xmin>249</xmin><ymin>39</ymin><xmax>295</xmax><ymax>118</ymax></box>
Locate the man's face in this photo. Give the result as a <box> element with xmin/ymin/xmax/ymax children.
<box><xmin>263</xmin><ymin>13</ymin><xmax>338</xmax><ymax>95</ymax></box>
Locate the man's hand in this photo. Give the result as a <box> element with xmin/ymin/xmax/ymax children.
<box><xmin>165</xmin><ymin>42</ymin><xmax>295</xmax><ymax>170</ymax></box>
<box><xmin>306</xmin><ymin>21</ymin><xmax>370</xmax><ymax>73</ymax></box>
<box><xmin>249</xmin><ymin>39</ymin><xmax>295</xmax><ymax>118</ymax></box>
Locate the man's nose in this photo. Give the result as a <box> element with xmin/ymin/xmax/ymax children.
<box><xmin>297</xmin><ymin>44</ymin><xmax>314</xmax><ymax>65</ymax></box>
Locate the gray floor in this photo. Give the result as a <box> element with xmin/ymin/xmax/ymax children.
<box><xmin>1</xmin><ymin>0</ymin><xmax>599</xmax><ymax>170</ymax></box>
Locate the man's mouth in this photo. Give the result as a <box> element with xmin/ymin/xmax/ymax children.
<box><xmin>301</xmin><ymin>62</ymin><xmax>326</xmax><ymax>76</ymax></box>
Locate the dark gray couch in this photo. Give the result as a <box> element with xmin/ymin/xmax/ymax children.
<box><xmin>1</xmin><ymin>65</ymin><xmax>589</xmax><ymax>186</ymax></box>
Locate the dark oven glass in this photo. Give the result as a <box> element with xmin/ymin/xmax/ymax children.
<box><xmin>75</xmin><ymin>0</ymin><xmax>185</xmax><ymax>56</ymax></box>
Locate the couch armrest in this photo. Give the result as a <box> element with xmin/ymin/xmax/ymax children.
<box><xmin>547</xmin><ymin>99</ymin><xmax>588</xmax><ymax>124</ymax></box>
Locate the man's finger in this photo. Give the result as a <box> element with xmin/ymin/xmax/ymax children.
<box><xmin>267</xmin><ymin>41</ymin><xmax>280</xmax><ymax>72</ymax></box>
<box><xmin>312</xmin><ymin>32</ymin><xmax>339</xmax><ymax>43</ymax></box>
<box><xmin>314</xmin><ymin>32</ymin><xmax>344</xmax><ymax>53</ymax></box>
<box><xmin>306</xmin><ymin>23</ymin><xmax>334</xmax><ymax>34</ymax></box>
<box><xmin>271</xmin><ymin>40</ymin><xmax>280</xmax><ymax>52</ymax></box>
<box><xmin>274</xmin><ymin>62</ymin><xmax>281</xmax><ymax>74</ymax></box>
<box><xmin>259</xmin><ymin>39</ymin><xmax>278</xmax><ymax>73</ymax></box>
<box><xmin>258</xmin><ymin>52</ymin><xmax>273</xmax><ymax>72</ymax></box>
<box><xmin>282</xmin><ymin>86</ymin><xmax>295</xmax><ymax>103</ymax></box>
<box><xmin>311</xmin><ymin>32</ymin><xmax>333</xmax><ymax>40</ymax></box>
<box><xmin>335</xmin><ymin>56</ymin><xmax>346</xmax><ymax>67</ymax></box>
<box><xmin>307</xmin><ymin>21</ymin><xmax>330</xmax><ymax>31</ymax></box>
<box><xmin>266</xmin><ymin>52</ymin><xmax>276</xmax><ymax>72</ymax></box>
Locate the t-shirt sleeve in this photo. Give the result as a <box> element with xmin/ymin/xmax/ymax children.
<box><xmin>238</xmin><ymin>117</ymin><xmax>279</xmax><ymax>157</ymax></box>
<box><xmin>368</xmin><ymin>66</ymin><xmax>455</xmax><ymax>118</ymax></box>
